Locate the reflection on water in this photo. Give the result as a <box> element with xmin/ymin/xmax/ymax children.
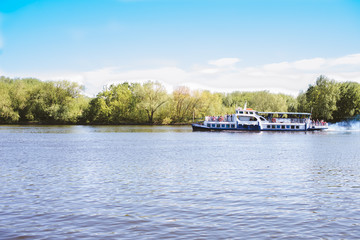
<box><xmin>89</xmin><ymin>125</ymin><xmax>192</xmax><ymax>133</ymax></box>
<box><xmin>1</xmin><ymin>125</ymin><xmax>360</xmax><ymax>239</ymax></box>
<box><xmin>0</xmin><ymin>125</ymin><xmax>192</xmax><ymax>134</ymax></box>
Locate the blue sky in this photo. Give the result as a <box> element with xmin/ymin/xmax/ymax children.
<box><xmin>1</xmin><ymin>0</ymin><xmax>360</xmax><ymax>96</ymax></box>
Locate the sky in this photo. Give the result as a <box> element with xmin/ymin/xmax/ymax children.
<box><xmin>0</xmin><ymin>0</ymin><xmax>360</xmax><ymax>96</ymax></box>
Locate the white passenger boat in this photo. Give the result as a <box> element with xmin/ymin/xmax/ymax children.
<box><xmin>192</xmin><ymin>105</ymin><xmax>328</xmax><ymax>131</ymax></box>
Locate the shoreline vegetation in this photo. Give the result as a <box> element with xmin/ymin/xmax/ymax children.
<box><xmin>1</xmin><ymin>75</ymin><xmax>359</xmax><ymax>125</ymax></box>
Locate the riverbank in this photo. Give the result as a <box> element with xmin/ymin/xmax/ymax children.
<box><xmin>0</xmin><ymin>121</ymin><xmax>193</xmax><ymax>126</ymax></box>
<box><xmin>2</xmin><ymin>75</ymin><xmax>360</xmax><ymax>125</ymax></box>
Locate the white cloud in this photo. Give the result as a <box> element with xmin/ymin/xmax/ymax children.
<box><xmin>263</xmin><ymin>62</ymin><xmax>291</xmax><ymax>72</ymax></box>
<box><xmin>3</xmin><ymin>54</ymin><xmax>360</xmax><ymax>97</ymax></box>
<box><xmin>208</xmin><ymin>58</ymin><xmax>241</xmax><ymax>67</ymax></box>
<box><xmin>330</xmin><ymin>54</ymin><xmax>360</xmax><ymax>66</ymax></box>
<box><xmin>293</xmin><ymin>58</ymin><xmax>326</xmax><ymax>70</ymax></box>
<box><xmin>198</xmin><ymin>68</ymin><xmax>220</xmax><ymax>74</ymax></box>
<box><xmin>263</xmin><ymin>58</ymin><xmax>326</xmax><ymax>72</ymax></box>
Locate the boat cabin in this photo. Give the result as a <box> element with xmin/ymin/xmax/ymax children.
<box><xmin>193</xmin><ymin>105</ymin><xmax>328</xmax><ymax>131</ymax></box>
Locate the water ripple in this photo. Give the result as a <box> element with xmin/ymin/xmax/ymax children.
<box><xmin>1</xmin><ymin>126</ymin><xmax>360</xmax><ymax>239</ymax></box>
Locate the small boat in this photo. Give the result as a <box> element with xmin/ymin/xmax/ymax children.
<box><xmin>192</xmin><ymin>104</ymin><xmax>328</xmax><ymax>132</ymax></box>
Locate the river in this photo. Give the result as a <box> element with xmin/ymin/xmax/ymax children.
<box><xmin>1</xmin><ymin>125</ymin><xmax>360</xmax><ymax>239</ymax></box>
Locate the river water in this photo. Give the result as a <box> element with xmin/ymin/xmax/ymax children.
<box><xmin>1</xmin><ymin>125</ymin><xmax>360</xmax><ymax>239</ymax></box>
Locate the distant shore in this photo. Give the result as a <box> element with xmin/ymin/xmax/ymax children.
<box><xmin>1</xmin><ymin>75</ymin><xmax>359</xmax><ymax>125</ymax></box>
<box><xmin>0</xmin><ymin>121</ymin><xmax>192</xmax><ymax>126</ymax></box>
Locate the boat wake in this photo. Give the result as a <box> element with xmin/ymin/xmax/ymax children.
<box><xmin>328</xmin><ymin>120</ymin><xmax>360</xmax><ymax>132</ymax></box>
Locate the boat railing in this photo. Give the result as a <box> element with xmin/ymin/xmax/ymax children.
<box><xmin>310</xmin><ymin>120</ymin><xmax>328</xmax><ymax>127</ymax></box>
<box><xmin>205</xmin><ymin>115</ymin><xmax>234</xmax><ymax>122</ymax></box>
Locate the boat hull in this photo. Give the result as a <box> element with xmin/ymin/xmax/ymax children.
<box><xmin>307</xmin><ymin>125</ymin><xmax>328</xmax><ymax>131</ymax></box>
<box><xmin>192</xmin><ymin>123</ymin><xmax>327</xmax><ymax>132</ymax></box>
<box><xmin>192</xmin><ymin>123</ymin><xmax>261</xmax><ymax>131</ymax></box>
<box><xmin>194</xmin><ymin>107</ymin><xmax>328</xmax><ymax>132</ymax></box>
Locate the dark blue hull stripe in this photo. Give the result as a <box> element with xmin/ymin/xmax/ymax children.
<box><xmin>191</xmin><ymin>124</ymin><xmax>323</xmax><ymax>131</ymax></box>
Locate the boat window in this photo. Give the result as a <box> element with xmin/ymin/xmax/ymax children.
<box><xmin>291</xmin><ymin>125</ymin><xmax>295</xmax><ymax>129</ymax></box>
<box><xmin>222</xmin><ymin>124</ymin><xmax>225</xmax><ymax>128</ymax></box>
<box><xmin>207</xmin><ymin>124</ymin><xmax>211</xmax><ymax>127</ymax></box>
<box><xmin>281</xmin><ymin>125</ymin><xmax>285</xmax><ymax>129</ymax></box>
<box><xmin>217</xmin><ymin>124</ymin><xmax>220</xmax><ymax>128</ymax></box>
<box><xmin>231</xmin><ymin>124</ymin><xmax>235</xmax><ymax>128</ymax></box>
<box><xmin>286</xmin><ymin>125</ymin><xmax>290</xmax><ymax>129</ymax></box>
<box><xmin>272</xmin><ymin>125</ymin><xmax>275</xmax><ymax>129</ymax></box>
<box><xmin>277</xmin><ymin>125</ymin><xmax>280</xmax><ymax>128</ymax></box>
<box><xmin>212</xmin><ymin>124</ymin><xmax>215</xmax><ymax>127</ymax></box>
<box><xmin>267</xmin><ymin>125</ymin><xmax>270</xmax><ymax>128</ymax></box>
<box><xmin>296</xmin><ymin>126</ymin><xmax>299</xmax><ymax>129</ymax></box>
<box><xmin>239</xmin><ymin>111</ymin><xmax>243</xmax><ymax>114</ymax></box>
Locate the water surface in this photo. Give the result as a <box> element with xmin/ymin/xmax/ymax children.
<box><xmin>1</xmin><ymin>125</ymin><xmax>360</xmax><ymax>239</ymax></box>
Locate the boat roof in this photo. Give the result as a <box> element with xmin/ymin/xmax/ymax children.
<box><xmin>257</xmin><ymin>111</ymin><xmax>311</xmax><ymax>116</ymax></box>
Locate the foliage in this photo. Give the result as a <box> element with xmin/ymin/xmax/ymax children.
<box><xmin>169</xmin><ymin>86</ymin><xmax>203</xmax><ymax>123</ymax></box>
<box><xmin>296</xmin><ymin>91</ymin><xmax>308</xmax><ymax>113</ymax></box>
<box><xmin>162</xmin><ymin>117</ymin><xmax>172</xmax><ymax>125</ymax></box>
<box><xmin>0</xmin><ymin>76</ymin><xmax>88</xmax><ymax>123</ymax></box>
<box><xmin>85</xmin><ymin>83</ymin><xmax>137</xmax><ymax>124</ymax></box>
<box><xmin>0</xmin><ymin>81</ymin><xmax>19</xmax><ymax>122</ymax></box>
<box><xmin>333</xmin><ymin>81</ymin><xmax>360</xmax><ymax>122</ymax></box>
<box><xmin>222</xmin><ymin>91</ymin><xmax>292</xmax><ymax>112</ymax></box>
<box><xmin>134</xmin><ymin>81</ymin><xmax>168</xmax><ymax>123</ymax></box>
<box><xmin>302</xmin><ymin>75</ymin><xmax>340</xmax><ymax>121</ymax></box>
<box><xmin>1</xmin><ymin>75</ymin><xmax>359</xmax><ymax>124</ymax></box>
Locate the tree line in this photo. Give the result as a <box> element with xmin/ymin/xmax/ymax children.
<box><xmin>0</xmin><ymin>75</ymin><xmax>359</xmax><ymax>124</ymax></box>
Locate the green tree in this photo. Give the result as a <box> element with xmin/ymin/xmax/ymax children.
<box><xmin>296</xmin><ymin>91</ymin><xmax>308</xmax><ymax>113</ymax></box>
<box><xmin>37</xmin><ymin>81</ymin><xmax>87</xmax><ymax>123</ymax></box>
<box><xmin>195</xmin><ymin>90</ymin><xmax>224</xmax><ymax>118</ymax></box>
<box><xmin>305</xmin><ymin>75</ymin><xmax>340</xmax><ymax>121</ymax></box>
<box><xmin>86</xmin><ymin>97</ymin><xmax>112</xmax><ymax>123</ymax></box>
<box><xmin>85</xmin><ymin>83</ymin><xmax>138</xmax><ymax>124</ymax></box>
<box><xmin>0</xmin><ymin>82</ymin><xmax>19</xmax><ymax>122</ymax></box>
<box><xmin>0</xmin><ymin>77</ymin><xmax>87</xmax><ymax>123</ymax></box>
<box><xmin>134</xmin><ymin>81</ymin><xmax>168</xmax><ymax>123</ymax></box>
<box><xmin>248</xmin><ymin>91</ymin><xmax>288</xmax><ymax>112</ymax></box>
<box><xmin>333</xmin><ymin>81</ymin><xmax>360</xmax><ymax>121</ymax></box>
<box><xmin>222</xmin><ymin>91</ymin><xmax>293</xmax><ymax>113</ymax></box>
<box><xmin>170</xmin><ymin>86</ymin><xmax>203</xmax><ymax>123</ymax></box>
<box><xmin>109</xmin><ymin>83</ymin><xmax>136</xmax><ymax>122</ymax></box>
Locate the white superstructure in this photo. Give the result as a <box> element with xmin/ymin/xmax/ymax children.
<box><xmin>192</xmin><ymin>105</ymin><xmax>328</xmax><ymax>131</ymax></box>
